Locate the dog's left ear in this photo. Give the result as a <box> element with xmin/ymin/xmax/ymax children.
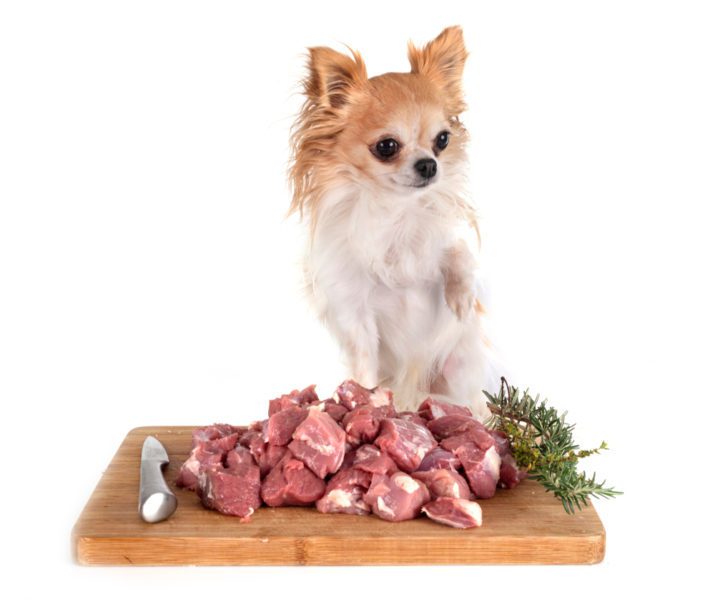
<box><xmin>305</xmin><ymin>46</ymin><xmax>368</xmax><ymax>110</ymax></box>
<box><xmin>408</xmin><ymin>26</ymin><xmax>467</xmax><ymax>113</ymax></box>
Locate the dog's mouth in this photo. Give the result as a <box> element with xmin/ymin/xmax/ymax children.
<box><xmin>389</xmin><ymin>175</ymin><xmax>437</xmax><ymax>190</ymax></box>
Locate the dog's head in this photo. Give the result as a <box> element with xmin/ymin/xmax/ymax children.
<box><xmin>290</xmin><ymin>26</ymin><xmax>470</xmax><ymax>219</ymax></box>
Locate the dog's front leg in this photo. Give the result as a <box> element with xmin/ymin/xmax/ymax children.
<box><xmin>328</xmin><ymin>301</ymin><xmax>380</xmax><ymax>389</ymax></box>
<box><xmin>441</xmin><ymin>240</ymin><xmax>478</xmax><ymax>320</ymax></box>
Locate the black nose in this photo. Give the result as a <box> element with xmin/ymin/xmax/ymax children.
<box><xmin>414</xmin><ymin>158</ymin><xmax>437</xmax><ymax>179</ymax></box>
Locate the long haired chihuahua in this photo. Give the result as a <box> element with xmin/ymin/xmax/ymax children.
<box><xmin>289</xmin><ymin>26</ymin><xmax>492</xmax><ymax>420</ymax></box>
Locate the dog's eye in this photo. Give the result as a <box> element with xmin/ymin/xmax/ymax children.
<box><xmin>435</xmin><ymin>131</ymin><xmax>450</xmax><ymax>151</ymax></box>
<box><xmin>373</xmin><ymin>138</ymin><xmax>400</xmax><ymax>160</ymax></box>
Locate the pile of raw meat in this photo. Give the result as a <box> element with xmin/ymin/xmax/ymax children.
<box><xmin>176</xmin><ymin>380</ymin><xmax>527</xmax><ymax>529</ymax></box>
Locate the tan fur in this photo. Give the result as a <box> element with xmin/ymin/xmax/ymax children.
<box><xmin>289</xmin><ymin>26</ymin><xmax>477</xmax><ymax>240</ymax></box>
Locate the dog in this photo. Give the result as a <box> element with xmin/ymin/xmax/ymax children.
<box><xmin>288</xmin><ymin>26</ymin><xmax>492</xmax><ymax>420</ymax></box>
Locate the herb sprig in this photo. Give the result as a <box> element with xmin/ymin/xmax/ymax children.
<box><xmin>485</xmin><ymin>377</ymin><xmax>622</xmax><ymax>514</ymax></box>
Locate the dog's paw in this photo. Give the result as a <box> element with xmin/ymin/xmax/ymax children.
<box><xmin>445</xmin><ymin>282</ymin><xmax>476</xmax><ymax>320</ymax></box>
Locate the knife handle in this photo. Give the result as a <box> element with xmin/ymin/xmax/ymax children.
<box><xmin>139</xmin><ymin>459</ymin><xmax>178</xmax><ymax>523</ymax></box>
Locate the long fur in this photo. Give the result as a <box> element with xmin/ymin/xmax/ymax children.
<box><xmin>288</xmin><ymin>26</ymin><xmax>492</xmax><ymax>420</ymax></box>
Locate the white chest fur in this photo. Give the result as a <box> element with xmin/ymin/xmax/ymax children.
<box><xmin>302</xmin><ymin>185</ymin><xmax>485</xmax><ymax>414</ymax></box>
<box><xmin>310</xmin><ymin>187</ymin><xmax>455</xmax><ymax>290</ymax></box>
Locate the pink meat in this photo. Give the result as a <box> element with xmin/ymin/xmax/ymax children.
<box><xmin>242</xmin><ymin>430</ymin><xmax>288</xmax><ymax>477</ymax></box>
<box><xmin>411</xmin><ymin>469</ymin><xmax>471</xmax><ymax>500</ymax></box>
<box><xmin>352</xmin><ymin>443</ymin><xmax>398</xmax><ymax>475</ymax></box>
<box><xmin>247</xmin><ymin>420</ymin><xmax>264</xmax><ymax>432</ymax></box>
<box><xmin>176</xmin><ymin>444</ymin><xmax>224</xmax><ymax>490</ymax></box>
<box><xmin>268</xmin><ymin>385</ymin><xmax>319</xmax><ymax>416</ymax></box>
<box><xmin>374</xmin><ymin>418</ymin><xmax>437</xmax><ymax>473</ymax></box>
<box><xmin>333</xmin><ymin>380</ymin><xmax>395</xmax><ymax>412</ymax></box>
<box><xmin>498</xmin><ymin>452</ymin><xmax>528</xmax><ymax>489</ymax></box>
<box><xmin>322</xmin><ymin>400</ymin><xmax>349</xmax><ymax>422</ymax></box>
<box><xmin>260</xmin><ymin>451</ymin><xmax>326</xmax><ymax>507</ymax></box>
<box><xmin>454</xmin><ymin>442</ymin><xmax>502</xmax><ymax>499</ymax></box>
<box><xmin>396</xmin><ymin>411</ymin><xmax>428</xmax><ymax>427</ymax></box>
<box><xmin>341</xmin><ymin>447</ymin><xmax>357</xmax><ymax>469</ymax></box>
<box><xmin>238</xmin><ymin>428</ymin><xmax>259</xmax><ymax>447</ymax></box>
<box><xmin>363</xmin><ymin>472</ymin><xmax>430</xmax><ymax>522</ymax></box>
<box><xmin>198</xmin><ymin>462</ymin><xmax>261</xmax><ymax>519</ymax></box>
<box><xmin>418</xmin><ymin>397</ymin><xmax>473</xmax><ymax>421</ymax></box>
<box><xmin>489</xmin><ymin>429</ymin><xmax>511</xmax><ymax>456</ymax></box>
<box><xmin>485</xmin><ymin>429</ymin><xmax>528</xmax><ymax>488</ymax></box>
<box><xmin>440</xmin><ymin>427</ymin><xmax>495</xmax><ymax>452</ymax></box>
<box><xmin>177</xmin><ymin>380</ymin><xmax>525</xmax><ymax>527</ymax></box>
<box><xmin>315</xmin><ymin>466</ymin><xmax>372</xmax><ymax>515</ymax></box>
<box><xmin>224</xmin><ymin>445</ymin><xmax>256</xmax><ymax>471</ymax></box>
<box><xmin>342</xmin><ymin>404</ymin><xmax>392</xmax><ymax>445</ymax></box>
<box><xmin>415</xmin><ymin>447</ymin><xmax>461</xmax><ymax>472</ymax></box>
<box><xmin>265</xmin><ymin>406</ymin><xmax>309</xmax><ymax>446</ymax></box>
<box><xmin>191</xmin><ymin>424</ymin><xmax>240</xmax><ymax>447</ymax></box>
<box><xmin>422</xmin><ymin>497</ymin><xmax>483</xmax><ymax>529</ymax></box>
<box><xmin>427</xmin><ymin>414</ymin><xmax>484</xmax><ymax>440</ymax></box>
<box><xmin>288</xmin><ymin>407</ymin><xmax>346</xmax><ymax>478</ymax></box>
<box><xmin>316</xmin><ymin>485</ymin><xmax>370</xmax><ymax>515</ymax></box>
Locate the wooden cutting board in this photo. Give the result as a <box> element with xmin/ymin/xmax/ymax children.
<box><xmin>72</xmin><ymin>426</ymin><xmax>606</xmax><ymax>565</ymax></box>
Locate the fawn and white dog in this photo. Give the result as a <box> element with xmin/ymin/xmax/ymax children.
<box><xmin>288</xmin><ymin>26</ymin><xmax>493</xmax><ymax>420</ymax></box>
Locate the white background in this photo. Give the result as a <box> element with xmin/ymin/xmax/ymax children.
<box><xmin>1</xmin><ymin>0</ymin><xmax>713</xmax><ymax>597</ymax></box>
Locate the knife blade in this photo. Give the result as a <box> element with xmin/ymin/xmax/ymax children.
<box><xmin>139</xmin><ymin>435</ymin><xmax>178</xmax><ymax>523</ymax></box>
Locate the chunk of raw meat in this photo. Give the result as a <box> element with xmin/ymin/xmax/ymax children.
<box><xmin>422</xmin><ymin>497</ymin><xmax>483</xmax><ymax>528</ymax></box>
<box><xmin>268</xmin><ymin>385</ymin><xmax>319</xmax><ymax>416</ymax></box>
<box><xmin>224</xmin><ymin>445</ymin><xmax>256</xmax><ymax>471</ymax></box>
<box><xmin>342</xmin><ymin>404</ymin><xmax>392</xmax><ymax>445</ymax></box>
<box><xmin>396</xmin><ymin>411</ymin><xmax>428</xmax><ymax>427</ymax></box>
<box><xmin>498</xmin><ymin>452</ymin><xmax>528</xmax><ymax>489</ymax></box>
<box><xmin>198</xmin><ymin>462</ymin><xmax>261</xmax><ymax>519</ymax></box>
<box><xmin>351</xmin><ymin>444</ymin><xmax>398</xmax><ymax>475</ymax></box>
<box><xmin>486</xmin><ymin>429</ymin><xmax>528</xmax><ymax>488</ymax></box>
<box><xmin>322</xmin><ymin>399</ymin><xmax>349</xmax><ymax>422</ymax></box>
<box><xmin>454</xmin><ymin>443</ymin><xmax>502</xmax><ymax>499</ymax></box>
<box><xmin>440</xmin><ymin>427</ymin><xmax>495</xmax><ymax>452</ymax></box>
<box><xmin>260</xmin><ymin>451</ymin><xmax>326</xmax><ymax>507</ymax></box>
<box><xmin>241</xmin><ymin>430</ymin><xmax>288</xmax><ymax>477</ymax></box>
<box><xmin>427</xmin><ymin>414</ymin><xmax>484</xmax><ymax>440</ymax></box>
<box><xmin>316</xmin><ymin>485</ymin><xmax>371</xmax><ymax>515</ymax></box>
<box><xmin>176</xmin><ymin>444</ymin><xmax>224</xmax><ymax>490</ymax></box>
<box><xmin>191</xmin><ymin>424</ymin><xmax>241</xmax><ymax>448</ymax></box>
<box><xmin>418</xmin><ymin>397</ymin><xmax>473</xmax><ymax>421</ymax></box>
<box><xmin>315</xmin><ymin>467</ymin><xmax>373</xmax><ymax>515</ymax></box>
<box><xmin>489</xmin><ymin>429</ymin><xmax>511</xmax><ymax>456</ymax></box>
<box><xmin>287</xmin><ymin>407</ymin><xmax>346</xmax><ymax>478</ymax></box>
<box><xmin>333</xmin><ymin>380</ymin><xmax>394</xmax><ymax>411</ymax></box>
<box><xmin>265</xmin><ymin>406</ymin><xmax>309</xmax><ymax>446</ymax></box>
<box><xmin>411</xmin><ymin>469</ymin><xmax>471</xmax><ymax>500</ymax></box>
<box><xmin>374</xmin><ymin>418</ymin><xmax>437</xmax><ymax>472</ymax></box>
<box><xmin>415</xmin><ymin>447</ymin><xmax>461</xmax><ymax>472</ymax></box>
<box><xmin>363</xmin><ymin>472</ymin><xmax>430</xmax><ymax>522</ymax></box>
<box><xmin>238</xmin><ymin>428</ymin><xmax>259</xmax><ymax>447</ymax></box>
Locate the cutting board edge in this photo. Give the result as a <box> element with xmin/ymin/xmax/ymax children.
<box><xmin>72</xmin><ymin>531</ymin><xmax>605</xmax><ymax>566</ymax></box>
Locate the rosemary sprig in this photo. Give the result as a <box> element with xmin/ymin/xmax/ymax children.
<box><xmin>485</xmin><ymin>377</ymin><xmax>622</xmax><ymax>514</ymax></box>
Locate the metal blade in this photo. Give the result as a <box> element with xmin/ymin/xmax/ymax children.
<box><xmin>141</xmin><ymin>435</ymin><xmax>169</xmax><ymax>465</ymax></box>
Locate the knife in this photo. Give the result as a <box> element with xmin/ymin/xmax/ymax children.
<box><xmin>139</xmin><ymin>436</ymin><xmax>178</xmax><ymax>523</ymax></box>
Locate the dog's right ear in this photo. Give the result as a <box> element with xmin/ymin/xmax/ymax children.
<box><xmin>305</xmin><ymin>47</ymin><xmax>368</xmax><ymax>109</ymax></box>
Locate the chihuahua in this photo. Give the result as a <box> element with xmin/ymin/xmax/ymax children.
<box><xmin>288</xmin><ymin>26</ymin><xmax>492</xmax><ymax>420</ymax></box>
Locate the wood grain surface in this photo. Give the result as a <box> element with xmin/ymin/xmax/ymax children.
<box><xmin>71</xmin><ymin>426</ymin><xmax>606</xmax><ymax>565</ymax></box>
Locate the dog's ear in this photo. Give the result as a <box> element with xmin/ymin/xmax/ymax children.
<box><xmin>408</xmin><ymin>26</ymin><xmax>467</xmax><ymax>113</ymax></box>
<box><xmin>305</xmin><ymin>46</ymin><xmax>368</xmax><ymax>109</ymax></box>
